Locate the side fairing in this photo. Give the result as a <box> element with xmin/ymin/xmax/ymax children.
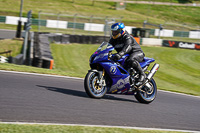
<box><xmin>99</xmin><ymin>62</ymin><xmax>131</xmax><ymax>94</ymax></box>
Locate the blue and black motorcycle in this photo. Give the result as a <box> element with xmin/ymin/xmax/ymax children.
<box><xmin>84</xmin><ymin>42</ymin><xmax>159</xmax><ymax>104</ymax></box>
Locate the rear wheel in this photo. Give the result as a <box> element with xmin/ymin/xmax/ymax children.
<box><xmin>135</xmin><ymin>78</ymin><xmax>157</xmax><ymax>104</ymax></box>
<box><xmin>84</xmin><ymin>71</ymin><xmax>107</xmax><ymax>98</ymax></box>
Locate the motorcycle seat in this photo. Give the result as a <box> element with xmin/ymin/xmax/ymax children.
<box><xmin>140</xmin><ymin>57</ymin><xmax>155</xmax><ymax>68</ymax></box>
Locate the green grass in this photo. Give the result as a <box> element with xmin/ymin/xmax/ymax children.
<box><xmin>0</xmin><ymin>42</ymin><xmax>199</xmax><ymax>96</ymax></box>
<box><xmin>126</xmin><ymin>3</ymin><xmax>200</xmax><ymax>27</ymax></box>
<box><xmin>0</xmin><ymin>39</ymin><xmax>23</xmax><ymax>57</ymax></box>
<box><xmin>0</xmin><ymin>124</ymin><xmax>184</xmax><ymax>133</ymax></box>
<box><xmin>0</xmin><ymin>0</ymin><xmax>200</xmax><ymax>30</ymax></box>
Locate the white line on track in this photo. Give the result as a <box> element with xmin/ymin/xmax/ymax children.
<box><xmin>158</xmin><ymin>90</ymin><xmax>200</xmax><ymax>99</ymax></box>
<box><xmin>0</xmin><ymin>70</ymin><xmax>83</xmax><ymax>80</ymax></box>
<box><xmin>0</xmin><ymin>70</ymin><xmax>199</xmax><ymax>99</ymax></box>
<box><xmin>0</xmin><ymin>122</ymin><xmax>199</xmax><ymax>133</ymax></box>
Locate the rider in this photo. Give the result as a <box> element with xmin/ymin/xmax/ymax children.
<box><xmin>109</xmin><ymin>22</ymin><xmax>146</xmax><ymax>86</ymax></box>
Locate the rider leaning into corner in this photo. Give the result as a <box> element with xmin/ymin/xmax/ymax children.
<box><xmin>109</xmin><ymin>22</ymin><xmax>146</xmax><ymax>86</ymax></box>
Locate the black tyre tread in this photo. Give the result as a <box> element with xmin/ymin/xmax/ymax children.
<box><xmin>84</xmin><ymin>72</ymin><xmax>95</xmax><ymax>98</ymax></box>
<box><xmin>84</xmin><ymin>71</ymin><xmax>106</xmax><ymax>99</ymax></box>
<box><xmin>135</xmin><ymin>78</ymin><xmax>157</xmax><ymax>104</ymax></box>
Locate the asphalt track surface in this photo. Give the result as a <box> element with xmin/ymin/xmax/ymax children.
<box><xmin>0</xmin><ymin>71</ymin><xmax>200</xmax><ymax>132</ymax></box>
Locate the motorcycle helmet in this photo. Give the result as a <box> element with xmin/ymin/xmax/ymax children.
<box><xmin>111</xmin><ymin>22</ymin><xmax>125</xmax><ymax>39</ymax></box>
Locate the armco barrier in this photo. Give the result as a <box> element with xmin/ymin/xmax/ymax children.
<box><xmin>189</xmin><ymin>31</ymin><xmax>200</xmax><ymax>39</ymax></box>
<box><xmin>0</xmin><ymin>16</ymin><xmax>6</xmax><ymax>23</ymax></box>
<box><xmin>141</xmin><ymin>38</ymin><xmax>162</xmax><ymax>46</ymax></box>
<box><xmin>154</xmin><ymin>29</ymin><xmax>174</xmax><ymax>37</ymax></box>
<box><xmin>163</xmin><ymin>40</ymin><xmax>200</xmax><ymax>50</ymax></box>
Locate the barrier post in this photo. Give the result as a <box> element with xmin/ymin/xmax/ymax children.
<box><xmin>22</xmin><ymin>10</ymin><xmax>32</xmax><ymax>64</ymax></box>
<box><xmin>50</xmin><ymin>60</ymin><xmax>54</xmax><ymax>69</ymax></box>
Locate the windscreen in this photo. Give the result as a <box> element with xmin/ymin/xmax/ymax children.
<box><xmin>95</xmin><ymin>42</ymin><xmax>113</xmax><ymax>54</ymax></box>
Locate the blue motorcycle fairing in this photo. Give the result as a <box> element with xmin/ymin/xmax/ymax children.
<box><xmin>98</xmin><ymin>62</ymin><xmax>131</xmax><ymax>94</ymax></box>
<box><xmin>140</xmin><ymin>57</ymin><xmax>155</xmax><ymax>68</ymax></box>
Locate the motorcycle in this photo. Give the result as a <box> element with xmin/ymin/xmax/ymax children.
<box><xmin>84</xmin><ymin>42</ymin><xmax>159</xmax><ymax>104</ymax></box>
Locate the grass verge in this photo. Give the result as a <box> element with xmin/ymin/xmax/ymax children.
<box><xmin>0</xmin><ymin>39</ymin><xmax>23</xmax><ymax>57</ymax></box>
<box><xmin>0</xmin><ymin>123</ymin><xmax>185</xmax><ymax>133</ymax></box>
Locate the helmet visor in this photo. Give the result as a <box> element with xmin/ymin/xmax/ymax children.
<box><xmin>112</xmin><ymin>30</ymin><xmax>120</xmax><ymax>36</ymax></box>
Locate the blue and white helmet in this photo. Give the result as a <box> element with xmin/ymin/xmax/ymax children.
<box><xmin>111</xmin><ymin>22</ymin><xmax>125</xmax><ymax>39</ymax></box>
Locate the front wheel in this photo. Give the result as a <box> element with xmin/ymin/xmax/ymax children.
<box><xmin>84</xmin><ymin>71</ymin><xmax>107</xmax><ymax>98</ymax></box>
<box><xmin>135</xmin><ymin>78</ymin><xmax>157</xmax><ymax>104</ymax></box>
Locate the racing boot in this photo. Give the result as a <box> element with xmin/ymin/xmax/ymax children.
<box><xmin>132</xmin><ymin>60</ymin><xmax>146</xmax><ymax>87</ymax></box>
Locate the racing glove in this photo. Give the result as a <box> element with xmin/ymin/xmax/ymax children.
<box><xmin>113</xmin><ymin>53</ymin><xmax>122</xmax><ymax>61</ymax></box>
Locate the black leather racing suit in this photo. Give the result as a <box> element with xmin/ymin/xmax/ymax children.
<box><xmin>109</xmin><ymin>31</ymin><xmax>145</xmax><ymax>71</ymax></box>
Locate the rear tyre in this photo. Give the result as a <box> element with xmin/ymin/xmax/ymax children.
<box><xmin>84</xmin><ymin>71</ymin><xmax>107</xmax><ymax>99</ymax></box>
<box><xmin>135</xmin><ymin>78</ymin><xmax>157</xmax><ymax>104</ymax></box>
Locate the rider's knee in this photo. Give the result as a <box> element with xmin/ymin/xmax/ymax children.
<box><xmin>129</xmin><ymin>59</ymin><xmax>138</xmax><ymax>68</ymax></box>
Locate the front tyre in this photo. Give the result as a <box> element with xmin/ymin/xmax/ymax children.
<box><xmin>84</xmin><ymin>71</ymin><xmax>107</xmax><ymax>98</ymax></box>
<box><xmin>135</xmin><ymin>78</ymin><xmax>157</xmax><ymax>104</ymax></box>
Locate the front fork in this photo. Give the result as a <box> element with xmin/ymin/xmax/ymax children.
<box><xmin>97</xmin><ymin>69</ymin><xmax>106</xmax><ymax>87</ymax></box>
<box><xmin>88</xmin><ymin>69</ymin><xmax>106</xmax><ymax>87</ymax></box>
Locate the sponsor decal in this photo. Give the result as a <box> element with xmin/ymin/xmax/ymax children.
<box><xmin>116</xmin><ymin>79</ymin><xmax>125</xmax><ymax>89</ymax></box>
<box><xmin>168</xmin><ymin>41</ymin><xmax>176</xmax><ymax>47</ymax></box>
<box><xmin>195</xmin><ymin>44</ymin><xmax>200</xmax><ymax>50</ymax></box>
<box><xmin>124</xmin><ymin>76</ymin><xmax>130</xmax><ymax>84</ymax></box>
<box><xmin>117</xmin><ymin>91</ymin><xmax>122</xmax><ymax>94</ymax></box>
<box><xmin>110</xmin><ymin>66</ymin><xmax>117</xmax><ymax>74</ymax></box>
<box><xmin>111</xmin><ymin>89</ymin><xmax>118</xmax><ymax>93</ymax></box>
<box><xmin>163</xmin><ymin>40</ymin><xmax>178</xmax><ymax>48</ymax></box>
<box><xmin>122</xmin><ymin>88</ymin><xmax>128</xmax><ymax>94</ymax></box>
<box><xmin>163</xmin><ymin>40</ymin><xmax>200</xmax><ymax>50</ymax></box>
<box><xmin>110</xmin><ymin>76</ymin><xmax>130</xmax><ymax>92</ymax></box>
<box><xmin>179</xmin><ymin>42</ymin><xmax>195</xmax><ymax>49</ymax></box>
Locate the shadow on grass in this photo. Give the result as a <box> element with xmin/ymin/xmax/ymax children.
<box><xmin>37</xmin><ymin>85</ymin><xmax>138</xmax><ymax>103</ymax></box>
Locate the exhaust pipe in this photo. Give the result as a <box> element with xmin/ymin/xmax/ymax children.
<box><xmin>147</xmin><ymin>63</ymin><xmax>159</xmax><ymax>81</ymax></box>
<box><xmin>135</xmin><ymin>63</ymin><xmax>159</xmax><ymax>90</ymax></box>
